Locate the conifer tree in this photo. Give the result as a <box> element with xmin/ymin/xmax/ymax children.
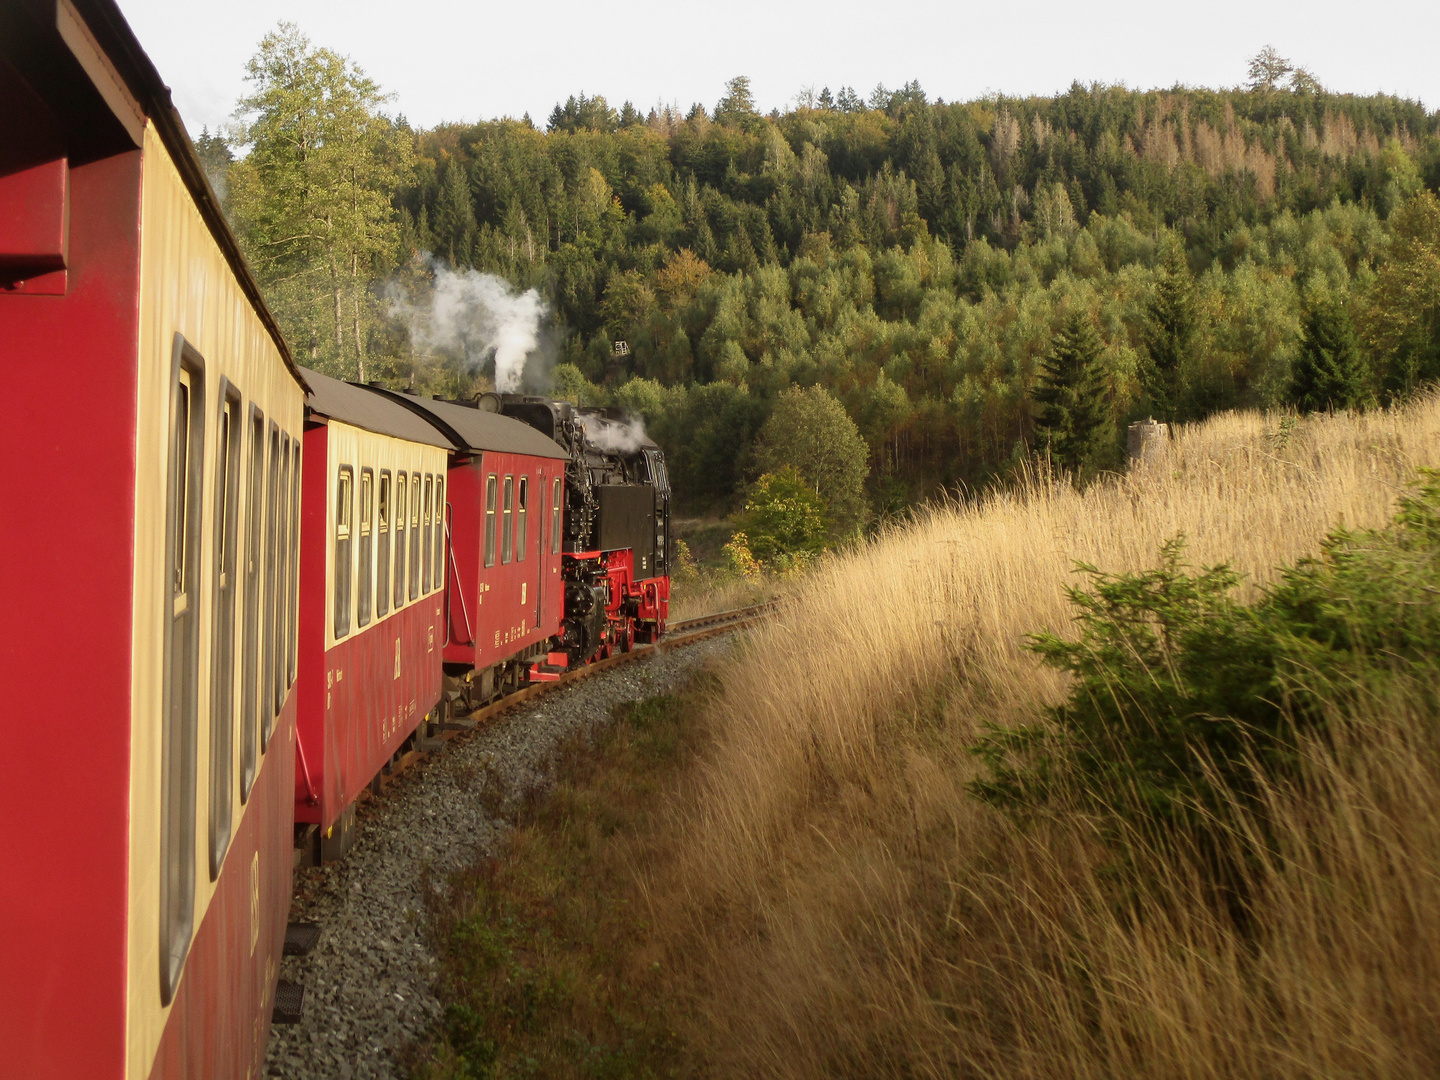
<box><xmin>714</xmin><ymin>76</ymin><xmax>758</xmax><ymax>127</ymax></box>
<box><xmin>1033</xmin><ymin>311</ymin><xmax>1111</xmax><ymax>472</ymax></box>
<box><xmin>1292</xmin><ymin>296</ymin><xmax>1365</xmax><ymax>412</ymax></box>
<box><xmin>434</xmin><ymin>159</ymin><xmax>476</xmax><ymax>267</ymax></box>
<box><xmin>192</xmin><ymin>127</ymin><xmax>233</xmax><ymax>201</ymax></box>
<box><xmin>1142</xmin><ymin>245</ymin><xmax>1196</xmax><ymax>422</ymax></box>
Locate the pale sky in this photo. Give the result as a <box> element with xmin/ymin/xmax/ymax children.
<box><xmin>116</xmin><ymin>0</ymin><xmax>1438</xmax><ymax>139</ymax></box>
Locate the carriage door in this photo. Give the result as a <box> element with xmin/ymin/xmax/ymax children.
<box><xmin>534</xmin><ymin>471</ymin><xmax>544</xmax><ymax>625</ymax></box>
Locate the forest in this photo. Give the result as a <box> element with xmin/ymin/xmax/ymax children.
<box><xmin>208</xmin><ymin>31</ymin><xmax>1440</xmax><ymax>521</ymax></box>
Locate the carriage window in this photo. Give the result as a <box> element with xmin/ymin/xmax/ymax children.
<box><xmin>421</xmin><ymin>474</ymin><xmax>433</xmax><ymax>594</ymax></box>
<box><xmin>484</xmin><ymin>474</ymin><xmax>497</xmax><ymax>568</ymax></box>
<box><xmin>210</xmin><ymin>387</ymin><xmax>241</xmax><ymax>881</ymax></box>
<box><xmin>287</xmin><ymin>439</ymin><xmax>301</xmax><ymax>685</ymax></box>
<box><xmin>377</xmin><ymin>471</ymin><xmax>391</xmax><ymax>618</ymax></box>
<box><xmin>517</xmin><ymin>477</ymin><xmax>528</xmax><ymax>561</ymax></box>
<box><xmin>358</xmin><ymin>468</ymin><xmax>374</xmax><ymax>626</ymax></box>
<box><xmin>272</xmin><ymin>433</ymin><xmax>290</xmax><ymax>717</ymax></box>
<box><xmin>161</xmin><ymin>340</ymin><xmax>204</xmax><ymax>1005</ymax></box>
<box><xmin>240</xmin><ymin>407</ymin><xmax>264</xmax><ymax>802</ymax></box>
<box><xmin>432</xmin><ymin>477</ymin><xmax>445</xmax><ymax>590</ymax></box>
<box><xmin>409</xmin><ymin>472</ymin><xmax>421</xmax><ymax>600</ymax></box>
<box><xmin>261</xmin><ymin>424</ymin><xmax>280</xmax><ymax>747</ymax></box>
<box><xmin>334</xmin><ymin>466</ymin><xmax>353</xmax><ymax>638</ymax></box>
<box><xmin>393</xmin><ymin>472</ymin><xmax>408</xmax><ymax>610</ymax></box>
<box><xmin>552</xmin><ymin>477</ymin><xmax>562</xmax><ymax>554</ymax></box>
<box><xmin>501</xmin><ymin>476</ymin><xmax>514</xmax><ymax>564</ymax></box>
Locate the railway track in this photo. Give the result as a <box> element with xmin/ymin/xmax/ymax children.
<box><xmin>343</xmin><ymin>599</ymin><xmax>778</xmax><ymax>813</ymax></box>
<box><xmin>269</xmin><ymin>612</ymin><xmax>749</xmax><ymax>1077</ymax></box>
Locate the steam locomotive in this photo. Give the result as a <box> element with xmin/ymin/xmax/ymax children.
<box><xmin>476</xmin><ymin>394</ymin><xmax>672</xmax><ymax>663</ymax></box>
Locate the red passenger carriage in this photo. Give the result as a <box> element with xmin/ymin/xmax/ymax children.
<box><xmin>365</xmin><ymin>389</ymin><xmax>572</xmax><ymax>705</ymax></box>
<box><xmin>294</xmin><ymin>370</ymin><xmax>453</xmax><ymax>860</ymax></box>
<box><xmin>0</xmin><ymin>2</ymin><xmax>306</xmax><ymax>1075</ymax></box>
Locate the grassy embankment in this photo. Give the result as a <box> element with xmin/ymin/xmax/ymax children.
<box><xmin>418</xmin><ymin>397</ymin><xmax>1440</xmax><ymax>1079</ymax></box>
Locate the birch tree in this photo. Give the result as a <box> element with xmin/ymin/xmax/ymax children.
<box><xmin>228</xmin><ymin>23</ymin><xmax>413</xmax><ymax>379</ymax></box>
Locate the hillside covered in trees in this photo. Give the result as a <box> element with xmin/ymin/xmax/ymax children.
<box><xmin>215</xmin><ymin>30</ymin><xmax>1440</xmax><ymax>518</ymax></box>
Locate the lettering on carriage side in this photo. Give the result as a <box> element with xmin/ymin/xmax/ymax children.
<box><xmin>250</xmin><ymin>851</ymin><xmax>260</xmax><ymax>955</ymax></box>
<box><xmin>521</xmin><ymin>582</ymin><xmax>527</xmax><ymax>605</ymax></box>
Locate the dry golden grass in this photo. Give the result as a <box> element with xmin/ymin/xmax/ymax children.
<box><xmin>668</xmin><ymin>569</ymin><xmax>791</xmax><ymax>622</ymax></box>
<box><xmin>651</xmin><ymin>398</ymin><xmax>1440</xmax><ymax>1078</ymax></box>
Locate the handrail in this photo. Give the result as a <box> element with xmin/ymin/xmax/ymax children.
<box><xmin>295</xmin><ymin>726</ymin><xmax>319</xmax><ymax>806</ymax></box>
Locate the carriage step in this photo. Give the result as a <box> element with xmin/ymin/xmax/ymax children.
<box><xmin>529</xmin><ymin>651</ymin><xmax>570</xmax><ymax>683</ymax></box>
<box><xmin>272</xmin><ymin>980</ymin><xmax>306</xmax><ymax>1024</ymax></box>
<box><xmin>283</xmin><ymin>922</ymin><xmax>321</xmax><ymax>956</ymax></box>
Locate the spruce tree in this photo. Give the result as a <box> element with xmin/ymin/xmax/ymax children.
<box><xmin>434</xmin><ymin>160</ymin><xmax>476</xmax><ymax>267</ymax></box>
<box><xmin>192</xmin><ymin>126</ymin><xmax>233</xmax><ymax>199</ymax></box>
<box><xmin>1292</xmin><ymin>296</ymin><xmax>1365</xmax><ymax>412</ymax></box>
<box><xmin>1033</xmin><ymin>311</ymin><xmax>1111</xmax><ymax>472</ymax></box>
<box><xmin>1142</xmin><ymin>245</ymin><xmax>1196</xmax><ymax>422</ymax></box>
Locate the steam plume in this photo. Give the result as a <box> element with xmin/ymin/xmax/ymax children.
<box><xmin>391</xmin><ymin>256</ymin><xmax>546</xmax><ymax>392</ymax></box>
<box><xmin>579</xmin><ymin>413</ymin><xmax>649</xmax><ymax>453</ymax></box>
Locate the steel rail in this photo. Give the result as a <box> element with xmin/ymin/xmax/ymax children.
<box><xmin>354</xmin><ymin>599</ymin><xmax>778</xmax><ymax>802</ymax></box>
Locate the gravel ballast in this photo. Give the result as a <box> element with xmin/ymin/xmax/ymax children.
<box><xmin>264</xmin><ymin>637</ymin><xmax>729</xmax><ymax>1080</ymax></box>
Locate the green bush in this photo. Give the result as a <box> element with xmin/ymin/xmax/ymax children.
<box><xmin>736</xmin><ymin>466</ymin><xmax>829</xmax><ymax>568</ymax></box>
<box><xmin>972</xmin><ymin>470</ymin><xmax>1440</xmax><ymax>848</ymax></box>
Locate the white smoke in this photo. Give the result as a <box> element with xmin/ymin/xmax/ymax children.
<box><xmin>579</xmin><ymin>413</ymin><xmax>648</xmax><ymax>454</ymax></box>
<box><xmin>391</xmin><ymin>256</ymin><xmax>546</xmax><ymax>392</ymax></box>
